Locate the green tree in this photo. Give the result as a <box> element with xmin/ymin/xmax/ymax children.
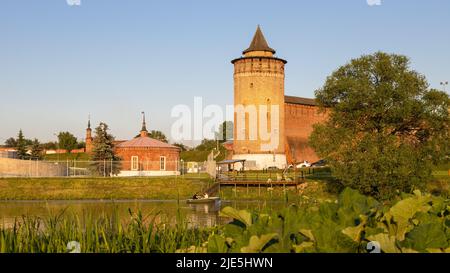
<box><xmin>134</xmin><ymin>130</ymin><xmax>168</xmax><ymax>143</ymax></box>
<box><xmin>309</xmin><ymin>52</ymin><xmax>450</xmax><ymax>200</ymax></box>
<box><xmin>215</xmin><ymin>121</ymin><xmax>234</xmax><ymax>142</ymax></box>
<box><xmin>89</xmin><ymin>123</ymin><xmax>121</xmax><ymax>176</ymax></box>
<box><xmin>149</xmin><ymin>130</ymin><xmax>168</xmax><ymax>143</ymax></box>
<box><xmin>16</xmin><ymin>130</ymin><xmax>29</xmax><ymax>159</ymax></box>
<box><xmin>173</xmin><ymin>142</ymin><xmax>189</xmax><ymax>152</ymax></box>
<box><xmin>30</xmin><ymin>139</ymin><xmax>43</xmax><ymax>160</ymax></box>
<box><xmin>77</xmin><ymin>141</ymin><xmax>86</xmax><ymax>149</ymax></box>
<box><xmin>196</xmin><ymin>139</ymin><xmax>218</xmax><ymax>151</ymax></box>
<box><xmin>57</xmin><ymin>132</ymin><xmax>78</xmax><ymax>153</ymax></box>
<box><xmin>4</xmin><ymin>137</ymin><xmax>17</xmax><ymax>148</ymax></box>
<box><xmin>42</xmin><ymin>141</ymin><xmax>57</xmax><ymax>150</ymax></box>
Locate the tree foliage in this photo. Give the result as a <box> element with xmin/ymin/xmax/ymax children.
<box><xmin>173</xmin><ymin>142</ymin><xmax>189</xmax><ymax>152</ymax></box>
<box><xmin>30</xmin><ymin>139</ymin><xmax>43</xmax><ymax>160</ymax></box>
<box><xmin>149</xmin><ymin>130</ymin><xmax>168</xmax><ymax>143</ymax></box>
<box><xmin>42</xmin><ymin>141</ymin><xmax>58</xmax><ymax>150</ymax></box>
<box><xmin>4</xmin><ymin>137</ymin><xmax>17</xmax><ymax>148</ymax></box>
<box><xmin>57</xmin><ymin>132</ymin><xmax>78</xmax><ymax>153</ymax></box>
<box><xmin>135</xmin><ymin>130</ymin><xmax>168</xmax><ymax>143</ymax></box>
<box><xmin>309</xmin><ymin>52</ymin><xmax>450</xmax><ymax>200</ymax></box>
<box><xmin>16</xmin><ymin>130</ymin><xmax>29</xmax><ymax>159</ymax></box>
<box><xmin>89</xmin><ymin>123</ymin><xmax>121</xmax><ymax>176</ymax></box>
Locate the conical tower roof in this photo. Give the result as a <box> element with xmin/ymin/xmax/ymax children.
<box><xmin>243</xmin><ymin>25</ymin><xmax>276</xmax><ymax>54</ymax></box>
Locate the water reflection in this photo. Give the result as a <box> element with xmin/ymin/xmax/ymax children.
<box><xmin>0</xmin><ymin>199</ymin><xmax>289</xmax><ymax>229</ymax></box>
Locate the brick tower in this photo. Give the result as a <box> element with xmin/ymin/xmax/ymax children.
<box><xmin>231</xmin><ymin>26</ymin><xmax>287</xmax><ymax>169</ymax></box>
<box><xmin>85</xmin><ymin>116</ymin><xmax>93</xmax><ymax>153</ymax></box>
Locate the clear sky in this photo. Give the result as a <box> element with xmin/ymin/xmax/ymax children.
<box><xmin>1</xmin><ymin>0</ymin><xmax>449</xmax><ymax>145</ymax></box>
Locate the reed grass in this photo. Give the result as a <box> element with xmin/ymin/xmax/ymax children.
<box><xmin>0</xmin><ymin>207</ymin><xmax>216</xmax><ymax>253</ymax></box>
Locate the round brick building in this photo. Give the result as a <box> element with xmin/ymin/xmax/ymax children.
<box><xmin>115</xmin><ymin>114</ymin><xmax>180</xmax><ymax>176</ymax></box>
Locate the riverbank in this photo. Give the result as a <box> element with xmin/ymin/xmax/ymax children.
<box><xmin>0</xmin><ymin>176</ymin><xmax>337</xmax><ymax>202</ymax></box>
<box><xmin>0</xmin><ymin>175</ymin><xmax>213</xmax><ymax>200</ymax></box>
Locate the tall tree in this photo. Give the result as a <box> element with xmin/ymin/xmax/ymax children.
<box><xmin>57</xmin><ymin>132</ymin><xmax>78</xmax><ymax>153</ymax></box>
<box><xmin>30</xmin><ymin>139</ymin><xmax>43</xmax><ymax>160</ymax></box>
<box><xmin>16</xmin><ymin>130</ymin><xmax>28</xmax><ymax>159</ymax></box>
<box><xmin>89</xmin><ymin>123</ymin><xmax>121</xmax><ymax>176</ymax></box>
<box><xmin>309</xmin><ymin>52</ymin><xmax>450</xmax><ymax>200</ymax></box>
<box><xmin>4</xmin><ymin>137</ymin><xmax>17</xmax><ymax>148</ymax></box>
<box><xmin>215</xmin><ymin>121</ymin><xmax>234</xmax><ymax>142</ymax></box>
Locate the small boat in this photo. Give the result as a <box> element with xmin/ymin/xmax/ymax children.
<box><xmin>186</xmin><ymin>196</ymin><xmax>220</xmax><ymax>204</ymax></box>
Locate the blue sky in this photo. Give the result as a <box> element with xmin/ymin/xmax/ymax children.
<box><xmin>1</xmin><ymin>0</ymin><xmax>449</xmax><ymax>144</ymax></box>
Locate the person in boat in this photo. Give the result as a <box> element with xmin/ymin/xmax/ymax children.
<box><xmin>192</xmin><ymin>193</ymin><xmax>202</xmax><ymax>200</ymax></box>
<box><xmin>203</xmin><ymin>193</ymin><xmax>209</xmax><ymax>199</ymax></box>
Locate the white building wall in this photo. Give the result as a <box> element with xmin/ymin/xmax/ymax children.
<box><xmin>232</xmin><ymin>154</ymin><xmax>287</xmax><ymax>170</ymax></box>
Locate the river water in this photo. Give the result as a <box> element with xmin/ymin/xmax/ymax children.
<box><xmin>0</xmin><ymin>199</ymin><xmax>289</xmax><ymax>229</ymax></box>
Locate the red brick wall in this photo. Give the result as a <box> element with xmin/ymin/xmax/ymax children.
<box><xmin>115</xmin><ymin>147</ymin><xmax>180</xmax><ymax>171</ymax></box>
<box><xmin>284</xmin><ymin>103</ymin><xmax>328</xmax><ymax>163</ymax></box>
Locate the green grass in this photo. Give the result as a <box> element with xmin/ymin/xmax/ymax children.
<box><xmin>43</xmin><ymin>153</ymin><xmax>90</xmax><ymax>161</ymax></box>
<box><xmin>180</xmin><ymin>146</ymin><xmax>227</xmax><ymax>162</ymax></box>
<box><xmin>0</xmin><ymin>174</ymin><xmax>213</xmax><ymax>200</ymax></box>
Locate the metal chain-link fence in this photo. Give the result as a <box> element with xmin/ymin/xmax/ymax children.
<box><xmin>0</xmin><ymin>158</ymin><xmax>208</xmax><ymax>178</ymax></box>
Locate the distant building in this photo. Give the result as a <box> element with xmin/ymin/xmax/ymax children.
<box><xmin>91</xmin><ymin>113</ymin><xmax>181</xmax><ymax>176</ymax></box>
<box><xmin>230</xmin><ymin>26</ymin><xmax>329</xmax><ymax>169</ymax></box>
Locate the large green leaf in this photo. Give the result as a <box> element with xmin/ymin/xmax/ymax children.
<box><xmin>240</xmin><ymin>233</ymin><xmax>278</xmax><ymax>253</ymax></box>
<box><xmin>342</xmin><ymin>216</ymin><xmax>367</xmax><ymax>243</ymax></box>
<box><xmin>385</xmin><ymin>192</ymin><xmax>431</xmax><ymax>240</ymax></box>
<box><xmin>313</xmin><ymin>220</ymin><xmax>359</xmax><ymax>253</ymax></box>
<box><xmin>403</xmin><ymin>223</ymin><xmax>448</xmax><ymax>251</ymax></box>
<box><xmin>366</xmin><ymin>233</ymin><xmax>400</xmax><ymax>253</ymax></box>
<box><xmin>299</xmin><ymin>229</ymin><xmax>315</xmax><ymax>241</ymax></box>
<box><xmin>207</xmin><ymin>234</ymin><xmax>229</xmax><ymax>253</ymax></box>
<box><xmin>220</xmin><ymin>207</ymin><xmax>252</xmax><ymax>227</ymax></box>
<box><xmin>293</xmin><ymin>242</ymin><xmax>315</xmax><ymax>253</ymax></box>
<box><xmin>337</xmin><ymin>188</ymin><xmax>378</xmax><ymax>227</ymax></box>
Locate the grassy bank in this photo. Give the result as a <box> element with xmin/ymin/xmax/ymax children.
<box><xmin>43</xmin><ymin>153</ymin><xmax>89</xmax><ymax>161</ymax></box>
<box><xmin>0</xmin><ymin>163</ymin><xmax>447</xmax><ymax>200</ymax></box>
<box><xmin>0</xmin><ymin>174</ymin><xmax>213</xmax><ymax>200</ymax></box>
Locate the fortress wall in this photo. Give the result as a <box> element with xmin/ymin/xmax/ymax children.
<box><xmin>284</xmin><ymin>103</ymin><xmax>328</xmax><ymax>163</ymax></box>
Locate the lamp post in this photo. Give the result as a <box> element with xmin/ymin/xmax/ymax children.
<box><xmin>180</xmin><ymin>159</ymin><xmax>184</xmax><ymax>176</ymax></box>
<box><xmin>441</xmin><ymin>81</ymin><xmax>448</xmax><ymax>93</ymax></box>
